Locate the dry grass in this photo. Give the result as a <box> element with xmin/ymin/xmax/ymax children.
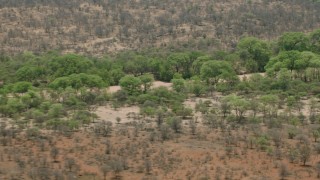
<box><xmin>0</xmin><ymin>0</ymin><xmax>319</xmax><ymax>55</ymax></box>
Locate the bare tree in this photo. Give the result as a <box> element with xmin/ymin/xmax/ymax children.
<box><xmin>100</xmin><ymin>164</ymin><xmax>110</xmax><ymax>180</ymax></box>
<box><xmin>65</xmin><ymin>157</ymin><xmax>77</xmax><ymax>172</ymax></box>
<box><xmin>279</xmin><ymin>163</ymin><xmax>290</xmax><ymax>180</ymax></box>
<box><xmin>50</xmin><ymin>146</ymin><xmax>59</xmax><ymax>162</ymax></box>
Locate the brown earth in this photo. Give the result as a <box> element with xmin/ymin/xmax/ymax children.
<box><xmin>0</xmin><ymin>122</ymin><xmax>319</xmax><ymax>180</ymax></box>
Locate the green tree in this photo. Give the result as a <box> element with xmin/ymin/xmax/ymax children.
<box><xmin>150</xmin><ymin>87</ymin><xmax>185</xmax><ymax>107</ymax></box>
<box><xmin>133</xmin><ymin>55</ymin><xmax>151</xmax><ymax>75</ymax></box>
<box><xmin>223</xmin><ymin>94</ymin><xmax>250</xmax><ymax>122</ymax></box>
<box><xmin>310</xmin><ymin>29</ymin><xmax>320</xmax><ymax>53</ymax></box>
<box><xmin>200</xmin><ymin>60</ymin><xmax>236</xmax><ymax>88</ymax></box>
<box><xmin>16</xmin><ymin>66</ymin><xmax>46</xmax><ymax>82</ymax></box>
<box><xmin>191</xmin><ymin>55</ymin><xmax>211</xmax><ymax>75</ymax></box>
<box><xmin>190</xmin><ymin>79</ymin><xmax>206</xmax><ymax>97</ymax></box>
<box><xmin>77</xmin><ymin>73</ymin><xmax>106</xmax><ymax>89</ymax></box>
<box><xmin>167</xmin><ymin>53</ymin><xmax>193</xmax><ymax>78</ymax></box>
<box><xmin>119</xmin><ymin>75</ymin><xmax>142</xmax><ymax>95</ymax></box>
<box><xmin>309</xmin><ymin>56</ymin><xmax>320</xmax><ymax>81</ymax></box>
<box><xmin>48</xmin><ymin>104</ymin><xmax>65</xmax><ymax>118</ymax></box>
<box><xmin>149</xmin><ymin>58</ymin><xmax>162</xmax><ymax>80</ymax></box>
<box><xmin>73</xmin><ymin>110</ymin><xmax>92</xmax><ymax>124</ymax></box>
<box><xmin>159</xmin><ymin>62</ymin><xmax>175</xmax><ymax>82</ymax></box>
<box><xmin>6</xmin><ymin>98</ymin><xmax>25</xmax><ymax>116</ymax></box>
<box><xmin>48</xmin><ymin>76</ymin><xmax>70</xmax><ymax>90</ymax></box>
<box><xmin>139</xmin><ymin>73</ymin><xmax>154</xmax><ymax>93</ymax></box>
<box><xmin>12</xmin><ymin>82</ymin><xmax>33</xmax><ymax>93</ymax></box>
<box><xmin>313</xmin><ymin>129</ymin><xmax>320</xmax><ymax>142</ymax></box>
<box><xmin>171</xmin><ymin>78</ymin><xmax>186</xmax><ymax>93</ymax></box>
<box><xmin>266</xmin><ymin>50</ymin><xmax>302</xmax><ymax>74</ymax></box>
<box><xmin>140</xmin><ymin>106</ymin><xmax>156</xmax><ymax>118</ymax></box>
<box><xmin>309</xmin><ymin>98</ymin><xmax>319</xmax><ymax>123</ymax></box>
<box><xmin>295</xmin><ymin>51</ymin><xmax>315</xmax><ymax>81</ymax></box>
<box><xmin>237</xmin><ymin>37</ymin><xmax>271</xmax><ymax>72</ymax></box>
<box><xmin>274</xmin><ymin>68</ymin><xmax>292</xmax><ymax>90</ymax></box>
<box><xmin>32</xmin><ymin>109</ymin><xmax>47</xmax><ymax>123</ymax></box>
<box><xmin>260</xmin><ymin>94</ymin><xmax>279</xmax><ymax>119</ymax></box>
<box><xmin>50</xmin><ymin>73</ymin><xmax>105</xmax><ymax>90</ymax></box>
<box><xmin>286</xmin><ymin>96</ymin><xmax>302</xmax><ymax>115</ymax></box>
<box><xmin>278</xmin><ymin>32</ymin><xmax>309</xmax><ymax>52</ymax></box>
<box><xmin>21</xmin><ymin>91</ymin><xmax>41</xmax><ymax>110</ymax></box>
<box><xmin>49</xmin><ymin>54</ymin><xmax>93</xmax><ymax>78</ymax></box>
<box><xmin>109</xmin><ymin>68</ymin><xmax>125</xmax><ymax>85</ymax></box>
<box><xmin>174</xmin><ymin>104</ymin><xmax>193</xmax><ymax>119</ymax></box>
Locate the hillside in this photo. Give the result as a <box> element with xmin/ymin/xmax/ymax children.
<box><xmin>0</xmin><ymin>0</ymin><xmax>320</xmax><ymax>55</ymax></box>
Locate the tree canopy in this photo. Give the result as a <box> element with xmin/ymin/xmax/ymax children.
<box><xmin>200</xmin><ymin>60</ymin><xmax>237</xmax><ymax>86</ymax></box>
<box><xmin>237</xmin><ymin>37</ymin><xmax>271</xmax><ymax>72</ymax></box>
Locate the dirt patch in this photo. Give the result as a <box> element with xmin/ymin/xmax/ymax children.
<box><xmin>95</xmin><ymin>105</ymin><xmax>140</xmax><ymax>123</ymax></box>
<box><xmin>107</xmin><ymin>85</ymin><xmax>121</xmax><ymax>94</ymax></box>
<box><xmin>107</xmin><ymin>81</ymin><xmax>172</xmax><ymax>94</ymax></box>
<box><xmin>238</xmin><ymin>73</ymin><xmax>266</xmax><ymax>81</ymax></box>
<box><xmin>152</xmin><ymin>81</ymin><xmax>172</xmax><ymax>89</ymax></box>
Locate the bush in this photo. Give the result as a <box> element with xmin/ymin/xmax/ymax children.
<box><xmin>166</xmin><ymin>116</ymin><xmax>182</xmax><ymax>133</ymax></box>
<box><xmin>26</xmin><ymin>127</ymin><xmax>40</xmax><ymax>139</ymax></box>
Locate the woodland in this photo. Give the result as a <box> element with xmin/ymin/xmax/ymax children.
<box><xmin>0</xmin><ymin>28</ymin><xmax>320</xmax><ymax>179</ymax></box>
<box><xmin>1</xmin><ymin>0</ymin><xmax>320</xmax><ymax>180</ymax></box>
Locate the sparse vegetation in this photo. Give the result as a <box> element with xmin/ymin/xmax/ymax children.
<box><xmin>0</xmin><ymin>0</ymin><xmax>320</xmax><ymax>55</ymax></box>
<box><xmin>0</xmin><ymin>1</ymin><xmax>320</xmax><ymax>179</ymax></box>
